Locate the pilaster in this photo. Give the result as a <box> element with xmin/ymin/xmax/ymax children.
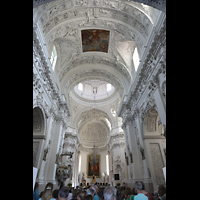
<box><xmin>121</xmin><ymin>123</ymin><xmax>131</xmax><ymax>180</ymax></box>
<box><xmin>125</xmin><ymin>116</ymin><xmax>142</xmax><ymax>180</ymax></box>
<box><xmin>37</xmin><ymin>114</ymin><xmax>54</xmax><ymax>183</ymax></box>
<box><xmin>45</xmin><ymin>119</ymin><xmax>63</xmax><ymax>184</ymax></box>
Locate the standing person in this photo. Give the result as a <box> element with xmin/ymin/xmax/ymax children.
<box><xmin>77</xmin><ymin>191</ymin><xmax>86</xmax><ymax>200</ymax></box>
<box><xmin>33</xmin><ymin>182</ymin><xmax>39</xmax><ymax>200</ymax></box>
<box><xmin>83</xmin><ymin>195</ymin><xmax>93</xmax><ymax>200</ymax></box>
<box><xmin>103</xmin><ymin>186</ymin><xmax>117</xmax><ymax>200</ymax></box>
<box><xmin>134</xmin><ymin>181</ymin><xmax>148</xmax><ymax>200</ymax></box>
<box><xmin>96</xmin><ymin>185</ymin><xmax>103</xmax><ymax>200</ymax></box>
<box><xmin>135</xmin><ymin>181</ymin><xmax>154</xmax><ymax>200</ymax></box>
<box><xmin>153</xmin><ymin>192</ymin><xmax>159</xmax><ymax>200</ymax></box>
<box><xmin>89</xmin><ymin>185</ymin><xmax>99</xmax><ymax>200</ymax></box>
<box><xmin>71</xmin><ymin>189</ymin><xmax>79</xmax><ymax>200</ymax></box>
<box><xmin>117</xmin><ymin>191</ymin><xmax>126</xmax><ymax>200</ymax></box>
<box><xmin>67</xmin><ymin>188</ymin><xmax>73</xmax><ymax>200</ymax></box>
<box><xmin>157</xmin><ymin>185</ymin><xmax>166</xmax><ymax>200</ymax></box>
<box><xmin>39</xmin><ymin>188</ymin><xmax>56</xmax><ymax>200</ymax></box>
<box><xmin>53</xmin><ymin>189</ymin><xmax>59</xmax><ymax>200</ymax></box>
<box><xmin>86</xmin><ymin>188</ymin><xmax>96</xmax><ymax>199</ymax></box>
<box><xmin>58</xmin><ymin>186</ymin><xmax>70</xmax><ymax>200</ymax></box>
<box><xmin>124</xmin><ymin>187</ymin><xmax>134</xmax><ymax>200</ymax></box>
<box><xmin>45</xmin><ymin>182</ymin><xmax>54</xmax><ymax>190</ymax></box>
<box><xmin>122</xmin><ymin>183</ymin><xmax>126</xmax><ymax>191</ymax></box>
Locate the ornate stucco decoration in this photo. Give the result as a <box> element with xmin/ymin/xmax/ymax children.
<box><xmin>33</xmin><ymin>0</ymin><xmax>166</xmax><ymax>13</ymax></box>
<box><xmin>33</xmin><ymin>25</ymin><xmax>71</xmax><ymax>117</ymax></box>
<box><xmin>118</xmin><ymin>17</ymin><xmax>165</xmax><ymax>118</ymax></box>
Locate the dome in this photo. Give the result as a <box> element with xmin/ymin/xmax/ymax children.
<box><xmin>74</xmin><ymin>80</ymin><xmax>115</xmax><ymax>101</ymax></box>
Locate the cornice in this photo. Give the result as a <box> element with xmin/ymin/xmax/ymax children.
<box><xmin>79</xmin><ymin>144</ymin><xmax>108</xmax><ymax>152</ymax></box>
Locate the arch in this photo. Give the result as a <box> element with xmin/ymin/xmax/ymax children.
<box><xmin>33</xmin><ymin>106</ymin><xmax>46</xmax><ymax>138</ymax></box>
<box><xmin>33</xmin><ymin>106</ymin><xmax>46</xmax><ymax>168</ymax></box>
<box><xmin>76</xmin><ymin>108</ymin><xmax>113</xmax><ymax>131</ymax></box>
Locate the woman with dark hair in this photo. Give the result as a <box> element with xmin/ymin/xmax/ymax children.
<box><xmin>117</xmin><ymin>191</ymin><xmax>126</xmax><ymax>200</ymax></box>
<box><xmin>38</xmin><ymin>189</ymin><xmax>56</xmax><ymax>200</ymax></box>
<box><xmin>38</xmin><ymin>182</ymin><xmax>56</xmax><ymax>200</ymax></box>
<box><xmin>124</xmin><ymin>187</ymin><xmax>134</xmax><ymax>200</ymax></box>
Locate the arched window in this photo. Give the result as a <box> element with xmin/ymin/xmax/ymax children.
<box><xmin>133</xmin><ymin>47</ymin><xmax>140</xmax><ymax>72</ymax></box>
<box><xmin>50</xmin><ymin>45</ymin><xmax>57</xmax><ymax>71</ymax></box>
<box><xmin>106</xmin><ymin>83</ymin><xmax>112</xmax><ymax>91</ymax></box>
<box><xmin>78</xmin><ymin>83</ymin><xmax>83</xmax><ymax>91</ymax></box>
<box><xmin>106</xmin><ymin>154</ymin><xmax>109</xmax><ymax>175</ymax></box>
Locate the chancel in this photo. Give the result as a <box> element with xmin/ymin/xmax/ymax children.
<box><xmin>33</xmin><ymin>0</ymin><xmax>166</xmax><ymax>195</ymax></box>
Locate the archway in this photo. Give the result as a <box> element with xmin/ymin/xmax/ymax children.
<box><xmin>33</xmin><ymin>107</ymin><xmax>46</xmax><ymax>168</ymax></box>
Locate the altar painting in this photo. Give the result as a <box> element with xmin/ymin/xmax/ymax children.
<box><xmin>87</xmin><ymin>154</ymin><xmax>100</xmax><ymax>177</ymax></box>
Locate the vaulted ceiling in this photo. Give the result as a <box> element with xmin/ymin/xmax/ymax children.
<box><xmin>33</xmin><ymin>0</ymin><xmax>163</xmax><ymax>148</ymax></box>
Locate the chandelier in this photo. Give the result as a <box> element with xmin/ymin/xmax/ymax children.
<box><xmin>91</xmin><ymin>143</ymin><xmax>98</xmax><ymax>165</ymax></box>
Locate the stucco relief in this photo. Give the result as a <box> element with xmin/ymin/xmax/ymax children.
<box><xmin>149</xmin><ymin>143</ymin><xmax>165</xmax><ymax>185</ymax></box>
<box><xmin>33</xmin><ymin>141</ymin><xmax>40</xmax><ymax>167</ymax></box>
<box><xmin>38</xmin><ymin>1</ymin><xmax>151</xmax><ymax>38</ymax></box>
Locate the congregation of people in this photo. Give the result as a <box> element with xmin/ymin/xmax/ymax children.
<box><xmin>33</xmin><ymin>181</ymin><xmax>166</xmax><ymax>200</ymax></box>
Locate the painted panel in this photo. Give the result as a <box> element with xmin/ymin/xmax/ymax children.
<box><xmin>81</xmin><ymin>29</ymin><xmax>110</xmax><ymax>53</ymax></box>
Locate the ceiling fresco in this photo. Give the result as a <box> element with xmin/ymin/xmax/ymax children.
<box><xmin>81</xmin><ymin>29</ymin><xmax>110</xmax><ymax>53</ymax></box>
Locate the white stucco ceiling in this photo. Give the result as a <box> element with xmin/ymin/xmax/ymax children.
<box><xmin>33</xmin><ymin>0</ymin><xmax>161</xmax><ymax>148</ymax></box>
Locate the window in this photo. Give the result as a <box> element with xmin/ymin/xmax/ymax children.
<box><xmin>78</xmin><ymin>154</ymin><xmax>81</xmax><ymax>173</ymax></box>
<box><xmin>78</xmin><ymin>83</ymin><xmax>83</xmax><ymax>91</ymax></box>
<box><xmin>133</xmin><ymin>47</ymin><xmax>140</xmax><ymax>72</ymax></box>
<box><xmin>107</xmin><ymin>83</ymin><xmax>112</xmax><ymax>91</ymax></box>
<box><xmin>106</xmin><ymin>154</ymin><xmax>109</xmax><ymax>175</ymax></box>
<box><xmin>50</xmin><ymin>45</ymin><xmax>57</xmax><ymax>71</ymax></box>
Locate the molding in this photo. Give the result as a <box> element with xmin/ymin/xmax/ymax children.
<box><xmin>33</xmin><ymin>134</ymin><xmax>46</xmax><ymax>139</ymax></box>
<box><xmin>143</xmin><ymin>135</ymin><xmax>165</xmax><ymax>139</ymax></box>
